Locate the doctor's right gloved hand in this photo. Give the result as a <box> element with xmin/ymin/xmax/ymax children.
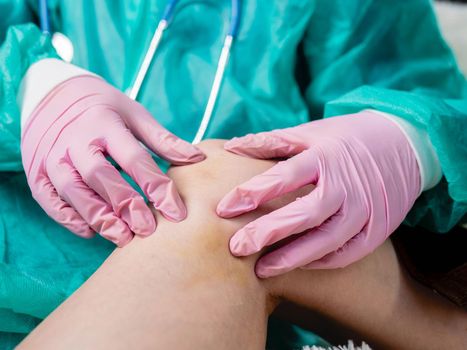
<box><xmin>20</xmin><ymin>59</ymin><xmax>205</xmax><ymax>246</ymax></box>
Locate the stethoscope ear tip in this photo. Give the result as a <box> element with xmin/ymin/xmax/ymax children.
<box><xmin>52</xmin><ymin>32</ymin><xmax>74</xmax><ymax>63</ymax></box>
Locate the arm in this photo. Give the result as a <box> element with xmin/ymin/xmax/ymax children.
<box><xmin>18</xmin><ymin>140</ymin><xmax>467</xmax><ymax>350</ymax></box>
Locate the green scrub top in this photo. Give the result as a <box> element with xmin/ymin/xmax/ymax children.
<box><xmin>0</xmin><ymin>0</ymin><xmax>466</xmax><ymax>347</ymax></box>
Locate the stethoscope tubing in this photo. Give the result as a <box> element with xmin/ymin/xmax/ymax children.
<box><xmin>38</xmin><ymin>0</ymin><xmax>241</xmax><ymax>144</ymax></box>
<box><xmin>127</xmin><ymin>0</ymin><xmax>242</xmax><ymax>144</ymax></box>
<box><xmin>38</xmin><ymin>0</ymin><xmax>50</xmax><ymax>33</ymax></box>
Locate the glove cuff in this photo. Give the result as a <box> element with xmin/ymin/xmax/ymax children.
<box><xmin>366</xmin><ymin>109</ymin><xmax>442</xmax><ymax>193</ymax></box>
<box><xmin>17</xmin><ymin>58</ymin><xmax>97</xmax><ymax>132</ymax></box>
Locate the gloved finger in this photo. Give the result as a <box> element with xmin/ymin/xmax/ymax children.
<box><xmin>30</xmin><ymin>166</ymin><xmax>94</xmax><ymax>238</ymax></box>
<box><xmin>121</xmin><ymin>102</ymin><xmax>206</xmax><ymax>165</ymax></box>
<box><xmin>68</xmin><ymin>146</ymin><xmax>156</xmax><ymax>236</ymax></box>
<box><xmin>217</xmin><ymin>150</ymin><xmax>318</xmax><ymax>218</ymax></box>
<box><xmin>106</xmin><ymin>127</ymin><xmax>187</xmax><ymax>222</ymax></box>
<box><xmin>224</xmin><ymin>129</ymin><xmax>308</xmax><ymax>159</ymax></box>
<box><xmin>255</xmin><ymin>212</ymin><xmax>366</xmax><ymax>278</ymax></box>
<box><xmin>48</xmin><ymin>160</ymin><xmax>134</xmax><ymax>246</ymax></box>
<box><xmin>302</xmin><ymin>229</ymin><xmax>380</xmax><ymax>270</ymax></box>
<box><xmin>229</xmin><ymin>186</ymin><xmax>344</xmax><ymax>257</ymax></box>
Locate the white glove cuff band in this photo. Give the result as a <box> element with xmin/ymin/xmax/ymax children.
<box><xmin>17</xmin><ymin>58</ymin><xmax>97</xmax><ymax>131</ymax></box>
<box><xmin>366</xmin><ymin>109</ymin><xmax>442</xmax><ymax>193</ymax></box>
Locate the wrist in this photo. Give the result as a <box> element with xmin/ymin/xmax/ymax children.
<box><xmin>17</xmin><ymin>58</ymin><xmax>97</xmax><ymax>132</ymax></box>
<box><xmin>365</xmin><ymin>109</ymin><xmax>442</xmax><ymax>193</ymax></box>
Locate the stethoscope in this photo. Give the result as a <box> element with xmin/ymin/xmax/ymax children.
<box><xmin>38</xmin><ymin>0</ymin><xmax>241</xmax><ymax>144</ymax></box>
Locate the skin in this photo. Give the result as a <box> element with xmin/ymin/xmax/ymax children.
<box><xmin>18</xmin><ymin>140</ymin><xmax>467</xmax><ymax>350</ymax></box>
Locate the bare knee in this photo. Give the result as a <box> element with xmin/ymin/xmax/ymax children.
<box><xmin>164</xmin><ymin>140</ymin><xmax>288</xmax><ymax>311</ymax></box>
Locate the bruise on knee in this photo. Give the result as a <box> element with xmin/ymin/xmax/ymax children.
<box><xmin>163</xmin><ymin>139</ymin><xmax>313</xmax><ymax>312</ymax></box>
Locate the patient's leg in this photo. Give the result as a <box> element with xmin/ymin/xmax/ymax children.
<box><xmin>18</xmin><ymin>140</ymin><xmax>286</xmax><ymax>350</ymax></box>
<box><xmin>269</xmin><ymin>239</ymin><xmax>467</xmax><ymax>349</ymax></box>
<box><xmin>18</xmin><ymin>141</ymin><xmax>467</xmax><ymax>350</ymax></box>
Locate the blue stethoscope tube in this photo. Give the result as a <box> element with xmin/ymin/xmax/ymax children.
<box><xmin>228</xmin><ymin>0</ymin><xmax>240</xmax><ymax>37</ymax></box>
<box><xmin>152</xmin><ymin>0</ymin><xmax>241</xmax><ymax>143</ymax></box>
<box><xmin>39</xmin><ymin>0</ymin><xmax>241</xmax><ymax>144</ymax></box>
<box><xmin>38</xmin><ymin>0</ymin><xmax>50</xmax><ymax>34</ymax></box>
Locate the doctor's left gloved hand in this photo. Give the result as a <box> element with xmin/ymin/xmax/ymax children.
<box><xmin>21</xmin><ymin>61</ymin><xmax>205</xmax><ymax>246</ymax></box>
<box><xmin>217</xmin><ymin>111</ymin><xmax>422</xmax><ymax>277</ymax></box>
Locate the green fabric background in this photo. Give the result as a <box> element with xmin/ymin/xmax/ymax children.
<box><xmin>0</xmin><ymin>0</ymin><xmax>466</xmax><ymax>348</ymax></box>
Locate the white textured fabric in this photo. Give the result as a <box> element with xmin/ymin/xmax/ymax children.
<box><xmin>17</xmin><ymin>58</ymin><xmax>97</xmax><ymax>131</ymax></box>
<box><xmin>303</xmin><ymin>340</ymin><xmax>372</xmax><ymax>350</ymax></box>
<box><xmin>366</xmin><ymin>109</ymin><xmax>442</xmax><ymax>193</ymax></box>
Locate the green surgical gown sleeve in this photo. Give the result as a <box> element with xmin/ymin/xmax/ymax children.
<box><xmin>302</xmin><ymin>0</ymin><xmax>467</xmax><ymax>232</ymax></box>
<box><xmin>0</xmin><ymin>0</ymin><xmax>59</xmax><ymax>171</ymax></box>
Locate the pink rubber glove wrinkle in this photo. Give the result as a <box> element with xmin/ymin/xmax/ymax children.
<box><xmin>217</xmin><ymin>111</ymin><xmax>421</xmax><ymax>277</ymax></box>
<box><xmin>22</xmin><ymin>75</ymin><xmax>205</xmax><ymax>246</ymax></box>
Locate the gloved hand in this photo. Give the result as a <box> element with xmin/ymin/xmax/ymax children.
<box><xmin>217</xmin><ymin>111</ymin><xmax>421</xmax><ymax>277</ymax></box>
<box><xmin>21</xmin><ymin>75</ymin><xmax>205</xmax><ymax>246</ymax></box>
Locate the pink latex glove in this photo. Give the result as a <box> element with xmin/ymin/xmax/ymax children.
<box><xmin>217</xmin><ymin>111</ymin><xmax>421</xmax><ymax>277</ymax></box>
<box><xmin>21</xmin><ymin>75</ymin><xmax>205</xmax><ymax>246</ymax></box>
